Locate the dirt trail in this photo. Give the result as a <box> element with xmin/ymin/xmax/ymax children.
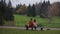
<box><xmin>0</xmin><ymin>26</ymin><xmax>60</xmax><ymax>30</ymax></box>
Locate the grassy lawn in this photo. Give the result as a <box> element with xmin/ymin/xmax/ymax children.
<box><xmin>4</xmin><ymin>14</ymin><xmax>60</xmax><ymax>28</ymax></box>
<box><xmin>13</xmin><ymin>15</ymin><xmax>60</xmax><ymax>28</ymax></box>
<box><xmin>0</xmin><ymin>28</ymin><xmax>60</xmax><ymax>34</ymax></box>
<box><xmin>14</xmin><ymin>15</ymin><xmax>48</xmax><ymax>27</ymax></box>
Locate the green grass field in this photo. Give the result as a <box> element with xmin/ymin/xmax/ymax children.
<box><xmin>14</xmin><ymin>15</ymin><xmax>60</xmax><ymax>28</ymax></box>
<box><xmin>4</xmin><ymin>14</ymin><xmax>60</xmax><ymax>28</ymax></box>
<box><xmin>0</xmin><ymin>28</ymin><xmax>60</xmax><ymax>34</ymax></box>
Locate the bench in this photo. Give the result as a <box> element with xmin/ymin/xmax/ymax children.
<box><xmin>25</xmin><ymin>24</ymin><xmax>44</xmax><ymax>30</ymax></box>
<box><xmin>25</xmin><ymin>25</ymin><xmax>37</xmax><ymax>30</ymax></box>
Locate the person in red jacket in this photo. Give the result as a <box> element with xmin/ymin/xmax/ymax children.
<box><xmin>25</xmin><ymin>18</ymin><xmax>34</xmax><ymax>30</ymax></box>
<box><xmin>28</xmin><ymin>18</ymin><xmax>34</xmax><ymax>27</ymax></box>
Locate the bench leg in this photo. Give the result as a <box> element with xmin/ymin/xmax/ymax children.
<box><xmin>26</xmin><ymin>27</ymin><xmax>29</xmax><ymax>30</ymax></box>
<box><xmin>31</xmin><ymin>27</ymin><xmax>33</xmax><ymax>30</ymax></box>
<box><xmin>35</xmin><ymin>27</ymin><xmax>36</xmax><ymax>30</ymax></box>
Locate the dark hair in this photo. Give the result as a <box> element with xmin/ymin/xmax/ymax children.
<box><xmin>30</xmin><ymin>18</ymin><xmax>32</xmax><ymax>20</ymax></box>
<box><xmin>34</xmin><ymin>19</ymin><xmax>36</xmax><ymax>22</ymax></box>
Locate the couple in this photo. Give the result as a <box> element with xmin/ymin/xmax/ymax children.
<box><xmin>25</xmin><ymin>18</ymin><xmax>37</xmax><ymax>30</ymax></box>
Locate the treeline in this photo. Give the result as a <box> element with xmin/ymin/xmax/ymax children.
<box><xmin>16</xmin><ymin>1</ymin><xmax>60</xmax><ymax>18</ymax></box>
<box><xmin>0</xmin><ymin>0</ymin><xmax>14</xmax><ymax>25</ymax></box>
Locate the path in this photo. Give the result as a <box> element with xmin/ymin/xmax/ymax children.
<box><xmin>0</xmin><ymin>26</ymin><xmax>60</xmax><ymax>30</ymax></box>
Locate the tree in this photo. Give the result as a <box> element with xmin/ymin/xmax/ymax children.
<box><xmin>16</xmin><ymin>4</ymin><xmax>22</xmax><ymax>11</ymax></box>
<box><xmin>57</xmin><ymin>2</ymin><xmax>60</xmax><ymax>17</ymax></box>
<box><xmin>40</xmin><ymin>1</ymin><xmax>50</xmax><ymax>18</ymax></box>
<box><xmin>40</xmin><ymin>1</ymin><xmax>46</xmax><ymax>18</ymax></box>
<box><xmin>21</xmin><ymin>4</ymin><xmax>27</xmax><ymax>14</ymax></box>
<box><xmin>16</xmin><ymin>4</ymin><xmax>27</xmax><ymax>15</ymax></box>
<box><xmin>15</xmin><ymin>4</ymin><xmax>22</xmax><ymax>14</ymax></box>
<box><xmin>0</xmin><ymin>0</ymin><xmax>14</xmax><ymax>26</ymax></box>
<box><xmin>35</xmin><ymin>2</ymin><xmax>42</xmax><ymax>15</ymax></box>
<box><xmin>48</xmin><ymin>2</ymin><xmax>60</xmax><ymax>17</ymax></box>
<box><xmin>16</xmin><ymin>4</ymin><xmax>20</xmax><ymax>10</ymax></box>
<box><xmin>31</xmin><ymin>4</ymin><xmax>36</xmax><ymax>17</ymax></box>
<box><xmin>27</xmin><ymin>4</ymin><xmax>32</xmax><ymax>17</ymax></box>
<box><xmin>4</xmin><ymin>0</ymin><xmax>14</xmax><ymax>21</ymax></box>
<box><xmin>0</xmin><ymin>0</ymin><xmax>6</xmax><ymax>25</ymax></box>
<box><xmin>27</xmin><ymin>4</ymin><xmax>36</xmax><ymax>17</ymax></box>
<box><xmin>47</xmin><ymin>1</ymin><xmax>58</xmax><ymax>24</ymax></box>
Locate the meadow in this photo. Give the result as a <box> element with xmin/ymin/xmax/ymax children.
<box><xmin>0</xmin><ymin>28</ymin><xmax>60</xmax><ymax>34</ymax></box>
<box><xmin>14</xmin><ymin>15</ymin><xmax>60</xmax><ymax>28</ymax></box>
<box><xmin>13</xmin><ymin>15</ymin><xmax>60</xmax><ymax>28</ymax></box>
<box><xmin>2</xmin><ymin>15</ymin><xmax>60</xmax><ymax>34</ymax></box>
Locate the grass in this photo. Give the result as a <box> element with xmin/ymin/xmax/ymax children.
<box><xmin>14</xmin><ymin>15</ymin><xmax>48</xmax><ymax>26</ymax></box>
<box><xmin>0</xmin><ymin>28</ymin><xmax>60</xmax><ymax>34</ymax></box>
<box><xmin>4</xmin><ymin>14</ymin><xmax>60</xmax><ymax>28</ymax></box>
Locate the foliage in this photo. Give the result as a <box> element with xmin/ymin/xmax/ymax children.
<box><xmin>27</xmin><ymin>4</ymin><xmax>36</xmax><ymax>17</ymax></box>
<box><xmin>40</xmin><ymin>1</ymin><xmax>50</xmax><ymax>18</ymax></box>
<box><xmin>0</xmin><ymin>0</ymin><xmax>6</xmax><ymax>25</ymax></box>
<box><xmin>0</xmin><ymin>0</ymin><xmax>14</xmax><ymax>26</ymax></box>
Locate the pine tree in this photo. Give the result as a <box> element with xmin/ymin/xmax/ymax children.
<box><xmin>40</xmin><ymin>1</ymin><xmax>46</xmax><ymax>18</ymax></box>
<box><xmin>40</xmin><ymin>1</ymin><xmax>50</xmax><ymax>18</ymax></box>
<box><xmin>16</xmin><ymin>4</ymin><xmax>20</xmax><ymax>10</ymax></box>
<box><xmin>5</xmin><ymin>0</ymin><xmax>14</xmax><ymax>21</ymax></box>
<box><xmin>0</xmin><ymin>0</ymin><xmax>6</xmax><ymax>25</ymax></box>
<box><xmin>31</xmin><ymin>4</ymin><xmax>36</xmax><ymax>17</ymax></box>
<box><xmin>27</xmin><ymin>4</ymin><xmax>32</xmax><ymax>17</ymax></box>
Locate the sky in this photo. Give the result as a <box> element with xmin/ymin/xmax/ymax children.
<box><xmin>5</xmin><ymin>0</ymin><xmax>60</xmax><ymax>7</ymax></box>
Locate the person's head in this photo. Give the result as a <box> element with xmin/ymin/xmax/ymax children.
<box><xmin>30</xmin><ymin>18</ymin><xmax>32</xmax><ymax>20</ymax></box>
<box><xmin>34</xmin><ymin>19</ymin><xmax>36</xmax><ymax>22</ymax></box>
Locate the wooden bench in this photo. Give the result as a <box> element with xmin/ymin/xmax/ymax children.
<box><xmin>25</xmin><ymin>25</ymin><xmax>37</xmax><ymax>30</ymax></box>
<box><xmin>25</xmin><ymin>24</ymin><xmax>44</xmax><ymax>30</ymax></box>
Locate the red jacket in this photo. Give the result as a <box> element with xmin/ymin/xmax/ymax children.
<box><xmin>29</xmin><ymin>20</ymin><xmax>34</xmax><ymax>27</ymax></box>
